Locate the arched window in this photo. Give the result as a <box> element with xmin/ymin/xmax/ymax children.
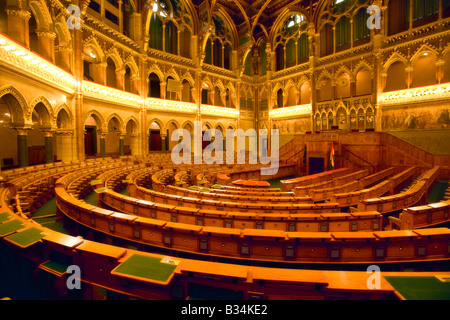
<box><xmin>277</xmin><ymin>89</ymin><xmax>283</xmax><ymax>108</ymax></box>
<box><xmin>124</xmin><ymin>66</ymin><xmax>132</xmax><ymax>93</ymax></box>
<box><xmin>224</xmin><ymin>43</ymin><xmax>232</xmax><ymax>70</ymax></box>
<box><xmin>315</xmin><ymin>114</ymin><xmax>321</xmax><ymax>131</ymax></box>
<box><xmin>350</xmin><ymin>109</ymin><xmax>357</xmax><ymax>130</ymax></box>
<box><xmin>353</xmin><ymin>8</ymin><xmax>370</xmax><ymax>45</ymax></box>
<box><xmin>335</xmin><ymin>16</ymin><xmax>351</xmax><ymax>51</ymax></box>
<box><xmin>328</xmin><ymin>111</ymin><xmax>334</xmax><ymax>129</ymax></box>
<box><xmin>275</xmin><ymin>44</ymin><xmax>284</xmax><ymax>71</ymax></box>
<box><xmin>285</xmin><ymin>39</ymin><xmax>296</xmax><ymax>68</ymax></box>
<box><xmin>165</xmin><ymin>20</ymin><xmax>178</xmax><ymax>54</ymax></box>
<box><xmin>106</xmin><ymin>57</ymin><xmax>117</xmax><ymax>89</ymax></box>
<box><xmin>260</xmin><ymin>42</ymin><xmax>268</xmax><ymax>76</ymax></box>
<box><xmin>337</xmin><ymin>108</ymin><xmax>347</xmax><ymax>130</ymax></box>
<box><xmin>204</xmin><ymin>15</ymin><xmax>234</xmax><ymax>70</ymax></box>
<box><xmin>320</xmin><ymin>23</ymin><xmax>333</xmax><ymax>57</ymax></box>
<box><xmin>147</xmin><ymin>0</ymin><xmax>192</xmax><ymax>58</ymax></box>
<box><xmin>243</xmin><ymin>53</ymin><xmax>252</xmax><ymax>76</ymax></box>
<box><xmin>148</xmin><ymin>73</ymin><xmax>161</xmax><ymax>98</ymax></box>
<box><xmin>149</xmin><ymin>14</ymin><xmax>163</xmax><ymax>50</ymax></box>
<box><xmin>273</xmin><ymin>13</ymin><xmax>308</xmax><ymax>71</ymax></box>
<box><xmin>179</xmin><ymin>27</ymin><xmax>191</xmax><ymax>58</ymax></box>
<box><xmin>297</xmin><ymin>33</ymin><xmax>309</xmax><ymax>62</ymax></box>
<box><xmin>412</xmin><ymin>0</ymin><xmax>439</xmax><ymax>27</ymax></box>
<box><xmin>366</xmin><ymin>107</ymin><xmax>374</xmax><ymax>129</ymax></box>
<box><xmin>213</xmin><ymin>39</ymin><xmax>222</xmax><ymax>67</ymax></box>
<box><xmin>358</xmin><ymin>108</ymin><xmax>365</xmax><ymax>130</ymax></box>
<box><xmin>204</xmin><ymin>38</ymin><xmax>212</xmax><ymax>64</ymax></box>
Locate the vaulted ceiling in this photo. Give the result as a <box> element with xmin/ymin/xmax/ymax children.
<box><xmin>190</xmin><ymin>0</ymin><xmax>319</xmax><ymax>41</ymax></box>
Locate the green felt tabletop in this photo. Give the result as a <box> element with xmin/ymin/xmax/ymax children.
<box><xmin>5</xmin><ymin>227</ymin><xmax>46</xmax><ymax>248</ymax></box>
<box><xmin>112</xmin><ymin>254</ymin><xmax>177</xmax><ymax>283</ymax></box>
<box><xmin>91</xmin><ymin>179</ymin><xmax>101</xmax><ymax>186</ymax></box>
<box><xmin>40</xmin><ymin>260</ymin><xmax>69</xmax><ymax>274</ymax></box>
<box><xmin>384</xmin><ymin>276</ymin><xmax>450</xmax><ymax>300</ymax></box>
<box><xmin>0</xmin><ymin>212</ymin><xmax>12</xmax><ymax>223</ymax></box>
<box><xmin>0</xmin><ymin>219</ymin><xmax>26</xmax><ymax>236</ymax></box>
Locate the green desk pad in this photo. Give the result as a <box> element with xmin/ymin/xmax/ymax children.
<box><xmin>91</xmin><ymin>180</ymin><xmax>101</xmax><ymax>186</ymax></box>
<box><xmin>112</xmin><ymin>254</ymin><xmax>177</xmax><ymax>283</ymax></box>
<box><xmin>5</xmin><ymin>227</ymin><xmax>46</xmax><ymax>248</ymax></box>
<box><xmin>384</xmin><ymin>276</ymin><xmax>450</xmax><ymax>300</ymax></box>
<box><xmin>40</xmin><ymin>260</ymin><xmax>69</xmax><ymax>274</ymax></box>
<box><xmin>0</xmin><ymin>220</ymin><xmax>26</xmax><ymax>236</ymax></box>
<box><xmin>0</xmin><ymin>212</ymin><xmax>12</xmax><ymax>223</ymax></box>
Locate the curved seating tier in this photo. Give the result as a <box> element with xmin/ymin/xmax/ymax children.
<box><xmin>1</xmin><ymin>157</ymin><xmax>450</xmax><ymax>300</ymax></box>
<box><xmin>55</xmin><ymin>185</ymin><xmax>450</xmax><ymax>264</ymax></box>
<box><xmin>331</xmin><ymin>167</ymin><xmax>419</xmax><ymax>207</ymax></box>
<box><xmin>357</xmin><ymin>166</ymin><xmax>440</xmax><ymax>214</ymax></box>
<box><xmin>98</xmin><ymin>188</ymin><xmax>381</xmax><ymax>232</ymax></box>
<box><xmin>281</xmin><ymin>168</ymin><xmax>352</xmax><ymax>191</ymax></box>
<box><xmin>0</xmin><ymin>189</ymin><xmax>411</xmax><ymax>300</ymax></box>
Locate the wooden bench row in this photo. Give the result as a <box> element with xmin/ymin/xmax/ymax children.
<box><xmin>358</xmin><ymin>166</ymin><xmax>440</xmax><ymax>214</ymax></box>
<box><xmin>400</xmin><ymin>200</ymin><xmax>450</xmax><ymax>229</ymax></box>
<box><xmin>294</xmin><ymin>168</ymin><xmax>396</xmax><ymax>197</ymax></box>
<box><xmin>131</xmin><ymin>183</ymin><xmax>338</xmax><ymax>213</ymax></box>
<box><xmin>331</xmin><ymin>167</ymin><xmax>419</xmax><ymax>207</ymax></box>
<box><xmin>281</xmin><ymin>168</ymin><xmax>352</xmax><ymax>191</ymax></box>
<box><xmin>0</xmin><ymin>201</ymin><xmax>403</xmax><ymax>300</ymax></box>
<box><xmin>55</xmin><ymin>186</ymin><xmax>450</xmax><ymax>264</ymax></box>
<box><xmin>98</xmin><ymin>188</ymin><xmax>382</xmax><ymax>232</ymax></box>
<box><xmin>164</xmin><ymin>185</ymin><xmax>309</xmax><ymax>203</ymax></box>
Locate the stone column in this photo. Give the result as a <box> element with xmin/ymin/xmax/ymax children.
<box><xmin>56</xmin><ymin>46</ymin><xmax>72</xmax><ymax>73</ymax></box>
<box><xmin>44</xmin><ymin>131</ymin><xmax>54</xmax><ymax>163</ymax></box>
<box><xmin>6</xmin><ymin>9</ymin><xmax>31</xmax><ymax>47</ymax></box>
<box><xmin>116</xmin><ymin>68</ymin><xmax>126</xmax><ymax>91</ymax></box>
<box><xmin>161</xmin><ymin>134</ymin><xmax>167</xmax><ymax>152</ymax></box>
<box><xmin>119</xmin><ymin>134</ymin><xmax>125</xmax><ymax>156</ymax></box>
<box><xmin>99</xmin><ymin>132</ymin><xmax>106</xmax><ymax>157</ymax></box>
<box><xmin>15</xmin><ymin>128</ymin><xmax>29</xmax><ymax>167</ymax></box>
<box><xmin>160</xmin><ymin>82</ymin><xmax>167</xmax><ymax>99</ymax></box>
<box><xmin>36</xmin><ymin>30</ymin><xmax>56</xmax><ymax>63</ymax></box>
<box><xmin>95</xmin><ymin>62</ymin><xmax>107</xmax><ymax>86</ymax></box>
<box><xmin>129</xmin><ymin>133</ymin><xmax>139</xmax><ymax>155</ymax></box>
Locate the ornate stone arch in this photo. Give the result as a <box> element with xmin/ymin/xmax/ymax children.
<box><xmin>166</xmin><ymin>119</ymin><xmax>180</xmax><ymax>130</ymax></box>
<box><xmin>147</xmin><ymin>118</ymin><xmax>164</xmax><ymax>132</ymax></box>
<box><xmin>105</xmin><ymin>113</ymin><xmax>125</xmax><ymax>134</ymax></box>
<box><xmin>165</xmin><ymin>67</ymin><xmax>180</xmax><ymax>82</ymax></box>
<box><xmin>124</xmin><ymin>115</ymin><xmax>140</xmax><ymax>133</ymax></box>
<box><xmin>29</xmin><ymin>95</ymin><xmax>54</xmax><ymax>128</ymax></box>
<box><xmin>0</xmin><ymin>85</ymin><xmax>27</xmax><ymax>126</ymax></box>
<box><xmin>83</xmin><ymin>110</ymin><xmax>105</xmax><ymax>131</ymax></box>
<box><xmin>147</xmin><ymin>64</ymin><xmax>164</xmax><ymax>81</ymax></box>
<box><xmin>54</xmin><ymin>103</ymin><xmax>74</xmax><ymax>128</ymax></box>
<box><xmin>383</xmin><ymin>51</ymin><xmax>408</xmax><ymax>73</ymax></box>
<box><xmin>29</xmin><ymin>0</ymin><xmax>53</xmax><ymax>31</ymax></box>
<box><xmin>411</xmin><ymin>43</ymin><xmax>439</xmax><ymax>63</ymax></box>
<box><xmin>105</xmin><ymin>48</ymin><xmax>123</xmax><ymax>70</ymax></box>
<box><xmin>83</xmin><ymin>38</ymin><xmax>105</xmax><ymax>62</ymax></box>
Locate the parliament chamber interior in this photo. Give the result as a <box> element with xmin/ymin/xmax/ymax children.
<box><xmin>0</xmin><ymin>0</ymin><xmax>450</xmax><ymax>302</ymax></box>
